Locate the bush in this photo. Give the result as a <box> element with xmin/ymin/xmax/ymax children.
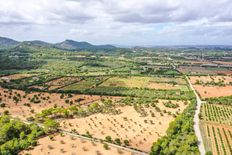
<box><xmin>103</xmin><ymin>143</ymin><xmax>109</xmax><ymax>150</ymax></box>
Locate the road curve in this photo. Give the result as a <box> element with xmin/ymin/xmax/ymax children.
<box><xmin>186</xmin><ymin>76</ymin><xmax>206</xmax><ymax>155</ymax></box>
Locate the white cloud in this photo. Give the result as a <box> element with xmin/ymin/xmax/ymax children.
<box><xmin>0</xmin><ymin>0</ymin><xmax>232</xmax><ymax>45</ymax></box>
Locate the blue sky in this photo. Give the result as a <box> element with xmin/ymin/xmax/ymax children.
<box><xmin>0</xmin><ymin>0</ymin><xmax>232</xmax><ymax>46</ymax></box>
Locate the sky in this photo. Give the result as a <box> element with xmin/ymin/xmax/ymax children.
<box><xmin>0</xmin><ymin>0</ymin><xmax>232</xmax><ymax>46</ymax></box>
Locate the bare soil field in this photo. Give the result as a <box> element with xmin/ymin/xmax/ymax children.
<box><xmin>59</xmin><ymin>100</ymin><xmax>187</xmax><ymax>152</ymax></box>
<box><xmin>190</xmin><ymin>75</ymin><xmax>232</xmax><ymax>85</ymax></box>
<box><xmin>20</xmin><ymin>134</ymin><xmax>136</xmax><ymax>155</ymax></box>
<box><xmin>202</xmin><ymin>122</ymin><xmax>232</xmax><ymax>155</ymax></box>
<box><xmin>0</xmin><ymin>87</ymin><xmax>120</xmax><ymax>120</ymax></box>
<box><xmin>177</xmin><ymin>66</ymin><xmax>232</xmax><ymax>75</ymax></box>
<box><xmin>192</xmin><ymin>85</ymin><xmax>232</xmax><ymax>98</ymax></box>
<box><xmin>189</xmin><ymin>75</ymin><xmax>232</xmax><ymax>98</ymax></box>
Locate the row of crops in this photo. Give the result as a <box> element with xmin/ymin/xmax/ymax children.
<box><xmin>205</xmin><ymin>124</ymin><xmax>232</xmax><ymax>155</ymax></box>
<box><xmin>201</xmin><ymin>94</ymin><xmax>232</xmax><ymax>155</ymax></box>
<box><xmin>202</xmin><ymin>104</ymin><xmax>232</xmax><ymax>125</ymax></box>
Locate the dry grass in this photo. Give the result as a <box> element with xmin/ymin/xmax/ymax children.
<box><xmin>20</xmin><ymin>134</ymin><xmax>135</xmax><ymax>155</ymax></box>
<box><xmin>59</xmin><ymin>100</ymin><xmax>187</xmax><ymax>152</ymax></box>
<box><xmin>100</xmin><ymin>76</ymin><xmax>187</xmax><ymax>90</ymax></box>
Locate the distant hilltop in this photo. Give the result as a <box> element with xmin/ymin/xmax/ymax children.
<box><xmin>0</xmin><ymin>36</ymin><xmax>116</xmax><ymax>50</ymax></box>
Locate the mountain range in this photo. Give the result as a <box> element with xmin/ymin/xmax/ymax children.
<box><xmin>0</xmin><ymin>36</ymin><xmax>116</xmax><ymax>50</ymax></box>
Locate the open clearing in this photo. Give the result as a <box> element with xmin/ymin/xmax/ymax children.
<box><xmin>20</xmin><ymin>134</ymin><xmax>136</xmax><ymax>155</ymax></box>
<box><xmin>0</xmin><ymin>87</ymin><xmax>120</xmax><ymax>121</ymax></box>
<box><xmin>59</xmin><ymin>100</ymin><xmax>187</xmax><ymax>152</ymax></box>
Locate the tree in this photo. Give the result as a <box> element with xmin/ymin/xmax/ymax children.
<box><xmin>105</xmin><ymin>136</ymin><xmax>112</xmax><ymax>142</ymax></box>
<box><xmin>114</xmin><ymin>138</ymin><xmax>121</xmax><ymax>145</ymax></box>
<box><xmin>43</xmin><ymin>118</ymin><xmax>59</xmax><ymax>133</ymax></box>
<box><xmin>123</xmin><ymin>140</ymin><xmax>129</xmax><ymax>146</ymax></box>
<box><xmin>0</xmin><ymin>115</ymin><xmax>44</xmax><ymax>155</ymax></box>
<box><xmin>0</xmin><ymin>102</ymin><xmax>5</xmax><ymax>108</ymax></box>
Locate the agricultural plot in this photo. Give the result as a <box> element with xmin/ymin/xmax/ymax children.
<box><xmin>0</xmin><ymin>73</ymin><xmax>35</xmax><ymax>82</ymax></box>
<box><xmin>201</xmin><ymin>103</ymin><xmax>232</xmax><ymax>125</ymax></box>
<box><xmin>150</xmin><ymin>76</ymin><xmax>187</xmax><ymax>85</ymax></box>
<box><xmin>177</xmin><ymin>66</ymin><xmax>232</xmax><ymax>75</ymax></box>
<box><xmin>0</xmin><ymin>74</ymin><xmax>59</xmax><ymax>89</ymax></box>
<box><xmin>30</xmin><ymin>76</ymin><xmax>82</xmax><ymax>90</ymax></box>
<box><xmin>193</xmin><ymin>85</ymin><xmax>232</xmax><ymax>98</ymax></box>
<box><xmin>100</xmin><ymin>76</ymin><xmax>152</xmax><ymax>88</ymax></box>
<box><xmin>0</xmin><ymin>87</ymin><xmax>119</xmax><ymax>121</ymax></box>
<box><xmin>190</xmin><ymin>76</ymin><xmax>232</xmax><ymax>86</ymax></box>
<box><xmin>202</xmin><ymin>122</ymin><xmax>232</xmax><ymax>155</ymax></box>
<box><xmin>213</xmin><ymin>61</ymin><xmax>232</xmax><ymax>66</ymax></box>
<box><xmin>61</xmin><ymin>76</ymin><xmax>109</xmax><ymax>92</ymax></box>
<box><xmin>21</xmin><ymin>134</ymin><xmax>137</xmax><ymax>155</ymax></box>
<box><xmin>89</xmin><ymin>86</ymin><xmax>194</xmax><ymax>100</ymax></box>
<box><xmin>100</xmin><ymin>76</ymin><xmax>189</xmax><ymax>91</ymax></box>
<box><xmin>200</xmin><ymin>96</ymin><xmax>232</xmax><ymax>154</ymax></box>
<box><xmin>190</xmin><ymin>75</ymin><xmax>232</xmax><ymax>98</ymax></box>
<box><xmin>58</xmin><ymin>100</ymin><xmax>187</xmax><ymax>152</ymax></box>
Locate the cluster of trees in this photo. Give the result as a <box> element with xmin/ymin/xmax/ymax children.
<box><xmin>150</xmin><ymin>99</ymin><xmax>199</xmax><ymax>155</ymax></box>
<box><xmin>0</xmin><ymin>115</ymin><xmax>44</xmax><ymax>155</ymax></box>
<box><xmin>206</xmin><ymin>95</ymin><xmax>232</xmax><ymax>105</ymax></box>
<box><xmin>0</xmin><ymin>47</ymin><xmax>45</xmax><ymax>70</ymax></box>
<box><xmin>195</xmin><ymin>79</ymin><xmax>226</xmax><ymax>87</ymax></box>
<box><xmin>105</xmin><ymin>136</ymin><xmax>130</xmax><ymax>146</ymax></box>
<box><xmin>80</xmin><ymin>86</ymin><xmax>194</xmax><ymax>101</ymax></box>
<box><xmin>35</xmin><ymin>99</ymin><xmax>119</xmax><ymax>121</ymax></box>
<box><xmin>163</xmin><ymin>101</ymin><xmax>179</xmax><ymax>108</ymax></box>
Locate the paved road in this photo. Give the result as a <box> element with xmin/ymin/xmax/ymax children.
<box><xmin>186</xmin><ymin>76</ymin><xmax>206</xmax><ymax>155</ymax></box>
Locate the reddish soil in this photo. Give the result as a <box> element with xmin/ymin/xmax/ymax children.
<box><xmin>20</xmin><ymin>134</ymin><xmax>135</xmax><ymax>155</ymax></box>
<box><xmin>0</xmin><ymin>87</ymin><xmax>121</xmax><ymax>120</ymax></box>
